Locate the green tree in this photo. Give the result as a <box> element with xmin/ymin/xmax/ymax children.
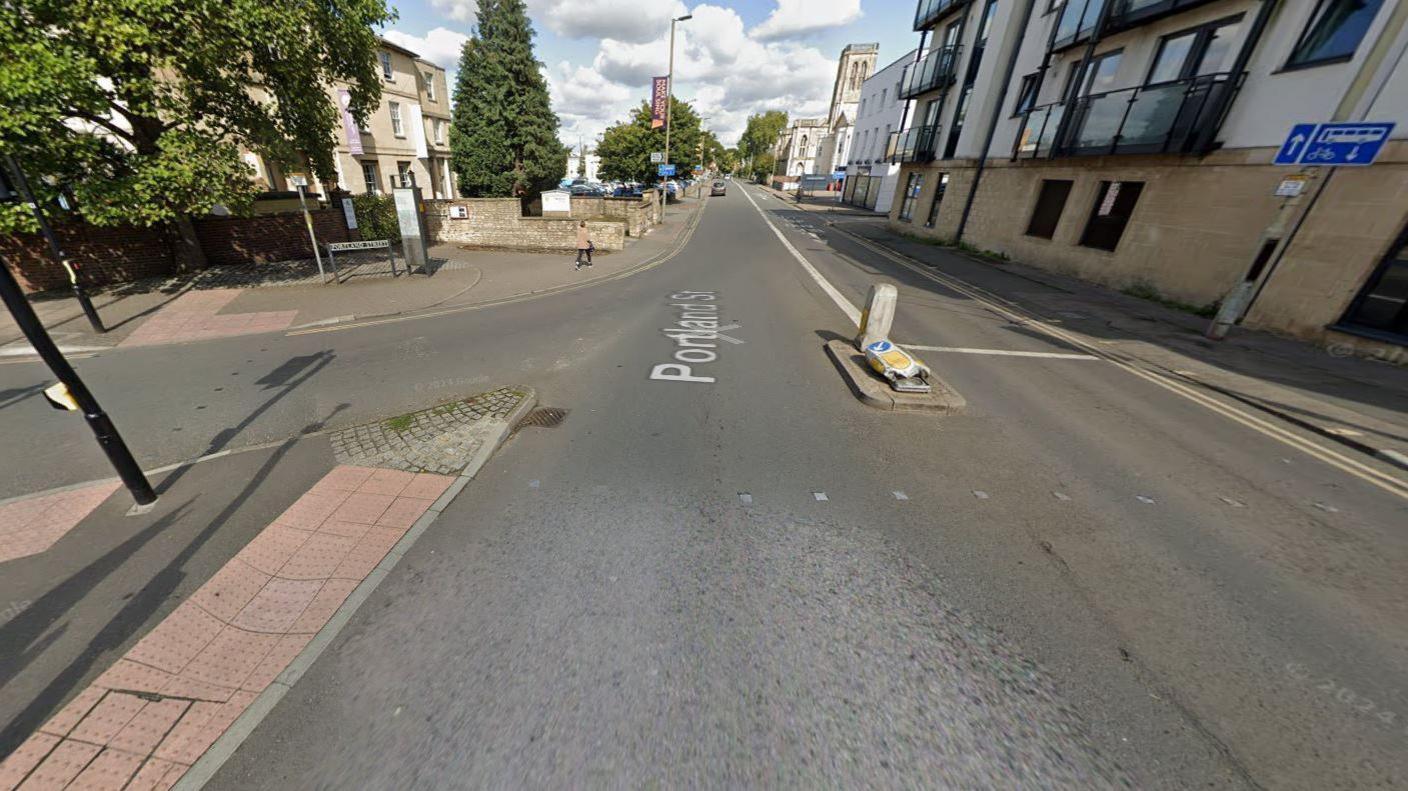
<box><xmin>451</xmin><ymin>0</ymin><xmax>567</xmax><ymax>198</ymax></box>
<box><xmin>597</xmin><ymin>98</ymin><xmax>710</xmax><ymax>183</ymax></box>
<box><xmin>749</xmin><ymin>153</ymin><xmax>777</xmax><ymax>184</ymax></box>
<box><xmin>738</xmin><ymin>111</ymin><xmax>788</xmax><ymax>165</ymax></box>
<box><xmin>0</xmin><ymin>0</ymin><xmax>392</xmax><ymax>267</ymax></box>
<box><xmin>718</xmin><ymin>148</ymin><xmax>740</xmax><ymax>174</ymax></box>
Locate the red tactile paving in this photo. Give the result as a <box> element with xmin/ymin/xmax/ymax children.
<box><xmin>0</xmin><ymin>466</ymin><xmax>452</xmax><ymax>790</ymax></box>
<box><xmin>119</xmin><ymin>290</ymin><xmax>298</xmax><ymax>348</ymax></box>
<box><xmin>0</xmin><ymin>482</ymin><xmax>121</xmax><ymax>564</ymax></box>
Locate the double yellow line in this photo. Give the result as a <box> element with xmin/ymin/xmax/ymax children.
<box><xmin>834</xmin><ymin>225</ymin><xmax>1408</xmax><ymax>502</ymax></box>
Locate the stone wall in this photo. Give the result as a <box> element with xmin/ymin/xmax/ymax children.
<box><xmin>2</xmin><ymin>209</ymin><xmax>358</xmax><ymax>293</ymax></box>
<box><xmin>887</xmin><ymin>143</ymin><xmax>1408</xmax><ymax>353</ymax></box>
<box><xmin>566</xmin><ymin>193</ymin><xmax>659</xmax><ymax>237</ymax></box>
<box><xmin>426</xmin><ymin>198</ymin><xmax>626</xmax><ymax>251</ymax></box>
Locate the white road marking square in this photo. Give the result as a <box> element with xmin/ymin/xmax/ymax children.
<box><xmin>892</xmin><ymin>491</ymin><xmax>909</xmax><ymax>500</ymax></box>
<box><xmin>813</xmin><ymin>492</ymin><xmax>829</xmax><ymax>502</ymax></box>
<box><xmin>739</xmin><ymin>493</ymin><xmax>753</xmax><ymax>505</ymax></box>
<box><xmin>1053</xmin><ymin>492</ymin><xmax>1072</xmax><ymax>501</ymax></box>
<box><xmin>1136</xmin><ymin>495</ymin><xmax>1156</xmax><ymax>504</ymax></box>
<box><xmin>972</xmin><ymin>490</ymin><xmax>989</xmax><ymax>500</ymax></box>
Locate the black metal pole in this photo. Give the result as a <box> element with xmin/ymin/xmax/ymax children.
<box><xmin>3</xmin><ymin>153</ymin><xmax>105</xmax><ymax>333</ymax></box>
<box><xmin>0</xmin><ymin>259</ymin><xmax>156</xmax><ymax>505</ymax></box>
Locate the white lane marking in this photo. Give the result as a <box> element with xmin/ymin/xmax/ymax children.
<box><xmin>739</xmin><ymin>493</ymin><xmax>753</xmax><ymax>505</ymax></box>
<box><xmin>830</xmin><ymin>226</ymin><xmax>1408</xmax><ymax>502</ymax></box>
<box><xmin>813</xmin><ymin>491</ymin><xmax>829</xmax><ymax>501</ymax></box>
<box><xmin>739</xmin><ymin>185</ymin><xmax>861</xmax><ymax>325</ymax></box>
<box><xmin>1219</xmin><ymin>496</ymin><xmax>1246</xmax><ymax>508</ymax></box>
<box><xmin>529</xmin><ymin>480</ymin><xmax>540</xmax><ymax>489</ymax></box>
<box><xmin>0</xmin><ymin>344</ymin><xmax>109</xmax><ymax>357</ymax></box>
<box><xmin>1136</xmin><ymin>495</ymin><xmax>1156</xmax><ymax>504</ymax></box>
<box><xmin>905</xmin><ymin>345</ymin><xmax>1099</xmax><ymax>360</ymax></box>
<box><xmin>972</xmin><ymin>490</ymin><xmax>990</xmax><ymax>500</ymax></box>
<box><xmin>893</xmin><ymin>491</ymin><xmax>909</xmax><ymax>500</ymax></box>
<box><xmin>1053</xmin><ymin>491</ymin><xmax>1072</xmax><ymax>501</ymax></box>
<box><xmin>1312</xmin><ymin>501</ymin><xmax>1340</xmax><ymax>513</ymax></box>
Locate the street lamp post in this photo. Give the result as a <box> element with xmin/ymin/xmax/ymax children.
<box><xmin>662</xmin><ymin>13</ymin><xmax>692</xmax><ymax>215</ymax></box>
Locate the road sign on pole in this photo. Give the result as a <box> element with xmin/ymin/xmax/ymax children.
<box><xmin>650</xmin><ymin>152</ymin><xmax>665</xmax><ymax>164</ymax></box>
<box><xmin>1273</xmin><ymin>122</ymin><xmax>1395</xmax><ymax>166</ymax></box>
<box><xmin>658</xmin><ymin>164</ymin><xmax>676</xmax><ymax>176</ymax></box>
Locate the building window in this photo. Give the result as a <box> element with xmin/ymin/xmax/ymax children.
<box><xmin>396</xmin><ymin>161</ymin><xmax>414</xmax><ymax>188</ymax></box>
<box><xmin>1013</xmin><ymin>73</ymin><xmax>1041</xmax><ymax>116</ymax></box>
<box><xmin>1068</xmin><ymin>49</ymin><xmax>1123</xmax><ymax>97</ymax></box>
<box><xmin>1146</xmin><ymin>16</ymin><xmax>1244</xmax><ymax>85</ymax></box>
<box><xmin>424</xmin><ymin>70</ymin><xmax>437</xmax><ymax>101</ymax></box>
<box><xmin>434</xmin><ymin>119</ymin><xmax>445</xmax><ymax>145</ymax></box>
<box><xmin>380</xmin><ymin>51</ymin><xmax>393</xmax><ymax>80</ymax></box>
<box><xmin>1287</xmin><ymin>0</ymin><xmax>1383</xmax><ymax>68</ymax></box>
<box><xmin>925</xmin><ymin>173</ymin><xmax>949</xmax><ymax>228</ymax></box>
<box><xmin>389</xmin><ymin>102</ymin><xmax>403</xmax><ymax>136</ymax></box>
<box><xmin>1080</xmin><ymin>180</ymin><xmax>1144</xmax><ymax>251</ymax></box>
<box><xmin>1026</xmin><ymin>179</ymin><xmax>1073</xmax><ymax>239</ymax></box>
<box><xmin>899</xmin><ymin>173</ymin><xmax>924</xmax><ymax>222</ymax></box>
<box><xmin>1339</xmin><ymin>225</ymin><xmax>1408</xmax><ymax>338</ymax></box>
<box><xmin>880</xmin><ymin>88</ymin><xmax>887</xmax><ymax>104</ymax></box>
<box><xmin>361</xmin><ymin>161</ymin><xmax>379</xmax><ymax>194</ymax></box>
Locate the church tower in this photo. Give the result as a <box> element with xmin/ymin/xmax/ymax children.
<box><xmin>828</xmin><ymin>43</ymin><xmax>879</xmax><ymax>131</ymax></box>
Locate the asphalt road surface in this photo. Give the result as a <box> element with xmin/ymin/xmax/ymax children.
<box><xmin>7</xmin><ymin>185</ymin><xmax>1406</xmax><ymax>788</ymax></box>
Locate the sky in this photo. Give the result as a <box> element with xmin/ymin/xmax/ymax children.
<box><xmin>381</xmin><ymin>0</ymin><xmax>920</xmax><ymax>150</ymax></box>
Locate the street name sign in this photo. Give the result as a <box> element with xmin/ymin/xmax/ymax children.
<box><xmin>658</xmin><ymin>164</ymin><xmax>677</xmax><ymax>176</ymax></box>
<box><xmin>1274</xmin><ymin>122</ymin><xmax>1395</xmax><ymax>166</ymax></box>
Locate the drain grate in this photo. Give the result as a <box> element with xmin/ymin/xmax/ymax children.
<box><xmin>517</xmin><ymin>407</ymin><xmax>568</xmax><ymax>430</ymax></box>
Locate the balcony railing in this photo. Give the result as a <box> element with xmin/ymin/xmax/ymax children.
<box><xmin>898</xmin><ymin>45</ymin><xmax>963</xmax><ymax>100</ymax></box>
<box><xmin>1012</xmin><ymin>72</ymin><xmax>1240</xmax><ymax>159</ymax></box>
<box><xmin>888</xmin><ymin>124</ymin><xmax>943</xmax><ymax>164</ymax></box>
<box><xmin>1051</xmin><ymin>0</ymin><xmax>1219</xmax><ymax>50</ymax></box>
<box><xmin>913</xmin><ymin>0</ymin><xmax>971</xmax><ymax>31</ymax></box>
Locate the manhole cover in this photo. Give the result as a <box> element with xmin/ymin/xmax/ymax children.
<box><xmin>517</xmin><ymin>407</ymin><xmax>568</xmax><ymax>430</ymax></box>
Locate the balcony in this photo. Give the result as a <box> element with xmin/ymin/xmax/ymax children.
<box><xmin>898</xmin><ymin>45</ymin><xmax>963</xmax><ymax>100</ymax></box>
<box><xmin>1050</xmin><ymin>0</ymin><xmax>1219</xmax><ymax>51</ymax></box>
<box><xmin>1012</xmin><ymin>72</ymin><xmax>1239</xmax><ymax>159</ymax></box>
<box><xmin>888</xmin><ymin>124</ymin><xmax>942</xmax><ymax>164</ymax></box>
<box><xmin>913</xmin><ymin>0</ymin><xmax>971</xmax><ymax>31</ymax></box>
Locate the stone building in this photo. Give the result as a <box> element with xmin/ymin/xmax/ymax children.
<box><xmin>885</xmin><ymin>0</ymin><xmax>1408</xmax><ymax>354</ymax></box>
<box><xmin>247</xmin><ymin>38</ymin><xmax>458</xmax><ymax>199</ymax></box>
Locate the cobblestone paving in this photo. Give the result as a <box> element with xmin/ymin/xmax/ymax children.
<box><xmin>330</xmin><ymin>388</ymin><xmax>526</xmax><ymax>475</ymax></box>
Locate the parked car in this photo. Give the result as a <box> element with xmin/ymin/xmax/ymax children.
<box><xmin>710</xmin><ymin>180</ymin><xmax>727</xmax><ymax>197</ymax></box>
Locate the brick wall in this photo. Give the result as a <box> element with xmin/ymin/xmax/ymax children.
<box><xmin>194</xmin><ymin>210</ymin><xmax>357</xmax><ymax>268</ymax></box>
<box><xmin>426</xmin><ymin>198</ymin><xmax>627</xmax><ymax>251</ymax></box>
<box><xmin>0</xmin><ymin>222</ymin><xmax>175</xmax><ymax>293</ymax></box>
<box><xmin>1</xmin><ymin>209</ymin><xmax>360</xmax><ymax>293</ymax></box>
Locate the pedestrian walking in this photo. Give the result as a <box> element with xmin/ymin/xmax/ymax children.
<box><xmin>575</xmin><ymin>221</ymin><xmax>593</xmax><ymax>269</ymax></box>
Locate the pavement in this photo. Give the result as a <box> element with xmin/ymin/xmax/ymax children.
<box><xmin>0</xmin><ymin>183</ymin><xmax>1405</xmax><ymax>789</ymax></box>
<box><xmin>0</xmin><ymin>198</ymin><xmax>701</xmax><ymax>355</ymax></box>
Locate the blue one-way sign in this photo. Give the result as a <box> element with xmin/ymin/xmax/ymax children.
<box><xmin>1274</xmin><ymin>122</ymin><xmax>1395</xmax><ymax>167</ymax></box>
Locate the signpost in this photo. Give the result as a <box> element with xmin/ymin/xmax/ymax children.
<box><xmin>658</xmin><ymin>164</ymin><xmax>677</xmax><ymax>177</ymax></box>
<box><xmin>650</xmin><ymin>152</ymin><xmax>665</xmax><ymax>164</ymax></box>
<box><xmin>1273</xmin><ymin>122</ymin><xmax>1395</xmax><ymax>166</ymax></box>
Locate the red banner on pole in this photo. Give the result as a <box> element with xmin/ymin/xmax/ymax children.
<box><xmin>651</xmin><ymin>76</ymin><xmax>669</xmax><ymax>130</ymax></box>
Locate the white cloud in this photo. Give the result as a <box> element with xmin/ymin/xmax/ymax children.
<box><xmin>382</xmin><ymin>27</ymin><xmax>470</xmax><ymax>71</ymax></box>
<box><xmin>429</xmin><ymin>0</ymin><xmax>478</xmax><ymax>23</ymax></box>
<box><xmin>526</xmin><ymin>0</ymin><xmax>688</xmax><ymax>44</ymax></box>
<box><xmin>750</xmin><ymin>0</ymin><xmax>862</xmax><ymax>41</ymax></box>
<box><xmin>548</xmin><ymin>4</ymin><xmax>836</xmax><ymax>147</ymax></box>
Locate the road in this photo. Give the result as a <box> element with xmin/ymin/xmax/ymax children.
<box><xmin>6</xmin><ymin>184</ymin><xmax>1407</xmax><ymax>788</ymax></box>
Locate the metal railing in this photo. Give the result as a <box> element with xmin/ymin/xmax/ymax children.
<box><xmin>1012</xmin><ymin>72</ymin><xmax>1240</xmax><ymax>159</ymax></box>
<box><xmin>1051</xmin><ymin>0</ymin><xmax>1218</xmax><ymax>50</ymax></box>
<box><xmin>898</xmin><ymin>45</ymin><xmax>963</xmax><ymax>100</ymax></box>
<box><xmin>913</xmin><ymin>0</ymin><xmax>971</xmax><ymax>30</ymax></box>
<box><xmin>888</xmin><ymin>124</ymin><xmax>943</xmax><ymax>164</ymax></box>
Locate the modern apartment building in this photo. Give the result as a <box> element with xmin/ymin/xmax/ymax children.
<box><xmin>887</xmin><ymin>0</ymin><xmax>1408</xmax><ymax>353</ymax></box>
<box><xmin>247</xmin><ymin>39</ymin><xmax>458</xmax><ymax>200</ymax></box>
<box><xmin>843</xmin><ymin>49</ymin><xmax>916</xmax><ymax>213</ymax></box>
